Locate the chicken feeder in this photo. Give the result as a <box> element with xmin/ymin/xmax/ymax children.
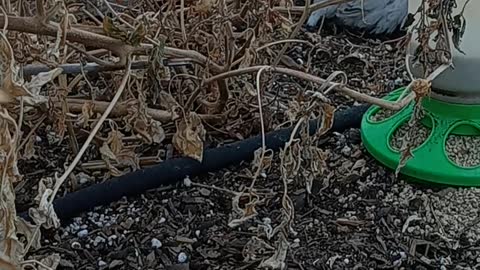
<box><xmin>360</xmin><ymin>0</ymin><xmax>480</xmax><ymax>186</ymax></box>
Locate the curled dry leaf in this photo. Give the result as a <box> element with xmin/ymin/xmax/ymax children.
<box><xmin>0</xmin><ymin>254</ymin><xmax>18</xmax><ymax>270</ymax></box>
<box><xmin>38</xmin><ymin>253</ymin><xmax>61</xmax><ymax>270</ymax></box>
<box><xmin>15</xmin><ymin>217</ymin><xmax>41</xmax><ymax>251</ymax></box>
<box><xmin>316</xmin><ymin>103</ymin><xmax>335</xmax><ymax>136</ymax></box>
<box><xmin>194</xmin><ymin>0</ymin><xmax>216</xmax><ymax>15</ymax></box>
<box><xmin>251</xmin><ymin>148</ymin><xmax>273</xmax><ymax>175</ymax></box>
<box><xmin>258</xmin><ymin>233</ymin><xmax>289</xmax><ymax>270</ymax></box>
<box><xmin>158</xmin><ymin>91</ymin><xmax>181</xmax><ymax>120</ymax></box>
<box><xmin>0</xmin><ymin>110</ymin><xmax>26</xmax><ymax>267</ymax></box>
<box><xmin>279</xmin><ymin>140</ymin><xmax>302</xmax><ymax>180</ymax></box>
<box><xmin>150</xmin><ymin>120</ymin><xmax>166</xmax><ymax>144</ymax></box>
<box><xmin>242</xmin><ymin>236</ymin><xmax>275</xmax><ymax>262</ymax></box>
<box><xmin>100</xmin><ymin>127</ymin><xmax>139</xmax><ymax>176</ymax></box>
<box><xmin>0</xmin><ymin>33</ymin><xmax>60</xmax><ymax>105</ymax></box>
<box><xmin>172</xmin><ymin>112</ymin><xmax>206</xmax><ymax>162</ymax></box>
<box><xmin>103</xmin><ymin>17</ymin><xmax>146</xmax><ymax>46</ymax></box>
<box><xmin>228</xmin><ymin>191</ymin><xmax>259</xmax><ymax>228</ymax></box>
<box><xmin>28</xmin><ymin>178</ymin><xmax>60</xmax><ymax>230</ymax></box>
<box><xmin>77</xmin><ymin>101</ymin><xmax>95</xmax><ymax>128</ymax></box>
<box><xmin>302</xmin><ymin>146</ymin><xmax>328</xmax><ymax>194</ymax></box>
<box><xmin>0</xmin><ymin>33</ymin><xmax>30</xmax><ymax>104</ymax></box>
<box><xmin>21</xmin><ymin>134</ymin><xmax>36</xmax><ymax>160</ymax></box>
<box><xmin>123</xmin><ymin>92</ymin><xmax>166</xmax><ymax>145</ymax></box>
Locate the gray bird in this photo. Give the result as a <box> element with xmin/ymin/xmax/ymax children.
<box><xmin>306</xmin><ymin>0</ymin><xmax>410</xmax><ymax>36</ymax></box>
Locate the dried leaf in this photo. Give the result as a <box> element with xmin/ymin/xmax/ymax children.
<box><xmin>38</xmin><ymin>253</ymin><xmax>61</xmax><ymax>270</ymax></box>
<box><xmin>100</xmin><ymin>143</ymin><xmax>118</xmax><ymax>162</ymax></box>
<box><xmin>21</xmin><ymin>135</ymin><xmax>36</xmax><ymax>160</ymax></box>
<box><xmin>150</xmin><ymin>120</ymin><xmax>166</xmax><ymax>144</ymax></box>
<box><xmin>102</xmin><ymin>16</ymin><xmax>128</xmax><ymax>41</ymax></box>
<box><xmin>0</xmin><ymin>254</ymin><xmax>18</xmax><ymax>270</ymax></box>
<box><xmin>0</xmin><ymin>110</ymin><xmax>26</xmax><ymax>266</ymax></box>
<box><xmin>128</xmin><ymin>23</ymin><xmax>146</xmax><ymax>46</ymax></box>
<box><xmin>172</xmin><ymin>112</ymin><xmax>206</xmax><ymax>162</ymax></box>
<box><xmin>22</xmin><ymin>68</ymin><xmax>63</xmax><ymax>105</ymax></box>
<box><xmin>77</xmin><ymin>101</ymin><xmax>95</xmax><ymax>128</ymax></box>
<box><xmin>0</xmin><ymin>33</ymin><xmax>60</xmax><ymax>104</ymax></box>
<box><xmin>102</xmin><ymin>16</ymin><xmax>146</xmax><ymax>46</ymax></box>
<box><xmin>228</xmin><ymin>192</ymin><xmax>259</xmax><ymax>228</ymax></box>
<box><xmin>28</xmin><ymin>178</ymin><xmax>60</xmax><ymax>229</ymax></box>
<box><xmin>395</xmin><ymin>144</ymin><xmax>414</xmax><ymax>178</ymax></box>
<box><xmin>15</xmin><ymin>217</ymin><xmax>41</xmax><ymax>250</ymax></box>
<box><xmin>242</xmin><ymin>236</ymin><xmax>274</xmax><ymax>262</ymax></box>
<box><xmin>317</xmin><ymin>103</ymin><xmax>335</xmax><ymax>136</ymax></box>
<box><xmin>258</xmin><ymin>233</ymin><xmax>289</xmax><ymax>270</ymax></box>
<box><xmin>0</xmin><ymin>33</ymin><xmax>30</xmax><ymax>103</ymax></box>
<box><xmin>194</xmin><ymin>0</ymin><xmax>216</xmax><ymax>15</ymax></box>
<box><xmin>251</xmin><ymin>148</ymin><xmax>273</xmax><ymax>175</ymax></box>
<box><xmin>452</xmin><ymin>14</ymin><xmax>466</xmax><ymax>54</ymax></box>
<box><xmin>158</xmin><ymin>91</ymin><xmax>180</xmax><ymax>114</ymax></box>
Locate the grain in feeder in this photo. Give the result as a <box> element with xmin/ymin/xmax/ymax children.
<box><xmin>361</xmin><ymin>0</ymin><xmax>480</xmax><ymax>186</ymax></box>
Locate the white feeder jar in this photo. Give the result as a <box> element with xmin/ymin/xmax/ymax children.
<box><xmin>407</xmin><ymin>0</ymin><xmax>480</xmax><ymax>104</ymax></box>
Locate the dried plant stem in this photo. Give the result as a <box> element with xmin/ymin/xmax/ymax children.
<box><xmin>249</xmin><ymin>67</ymin><xmax>269</xmax><ymax>189</ymax></box>
<box><xmin>35</xmin><ymin>0</ymin><xmax>45</xmax><ymax>18</ymax></box>
<box><xmin>62</xmin><ymin>99</ymin><xmax>223</xmax><ymax>123</ymax></box>
<box><xmin>180</xmin><ymin>0</ymin><xmax>187</xmax><ymax>43</ymax></box>
<box><xmin>0</xmin><ymin>15</ymin><xmax>223</xmax><ymax>72</ymax></box>
<box><xmin>205</xmin><ymin>66</ymin><xmax>415</xmax><ymax>110</ymax></box>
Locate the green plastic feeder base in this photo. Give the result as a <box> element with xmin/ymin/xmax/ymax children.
<box><xmin>360</xmin><ymin>87</ymin><xmax>480</xmax><ymax>187</ymax></box>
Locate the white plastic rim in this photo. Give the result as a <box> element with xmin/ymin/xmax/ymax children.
<box><xmin>407</xmin><ymin>0</ymin><xmax>480</xmax><ymax>98</ymax></box>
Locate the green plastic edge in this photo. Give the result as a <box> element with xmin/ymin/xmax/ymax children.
<box><xmin>361</xmin><ymin>87</ymin><xmax>480</xmax><ymax>187</ymax></box>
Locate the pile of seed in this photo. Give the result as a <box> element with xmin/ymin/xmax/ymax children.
<box><xmin>445</xmin><ymin>135</ymin><xmax>480</xmax><ymax>168</ymax></box>
<box><xmin>369</xmin><ymin>108</ymin><xmax>397</xmax><ymax>122</ymax></box>
<box><xmin>390</xmin><ymin>120</ymin><xmax>431</xmax><ymax>151</ymax></box>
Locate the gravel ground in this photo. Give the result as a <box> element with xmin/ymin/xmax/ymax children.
<box><xmin>28</xmin><ymin>129</ymin><xmax>480</xmax><ymax>269</ymax></box>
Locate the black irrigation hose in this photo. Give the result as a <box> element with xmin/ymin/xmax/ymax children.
<box><xmin>20</xmin><ymin>104</ymin><xmax>370</xmax><ymax>223</ymax></box>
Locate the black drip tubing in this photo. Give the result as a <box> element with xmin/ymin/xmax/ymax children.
<box><xmin>20</xmin><ymin>104</ymin><xmax>370</xmax><ymax>223</ymax></box>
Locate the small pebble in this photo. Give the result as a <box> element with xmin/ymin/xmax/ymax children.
<box><xmin>183</xmin><ymin>176</ymin><xmax>192</xmax><ymax>187</ymax></box>
<box><xmin>151</xmin><ymin>238</ymin><xmax>162</xmax><ymax>249</ymax></box>
<box><xmin>71</xmin><ymin>241</ymin><xmax>81</xmax><ymax>249</ymax></box>
<box><xmin>178</xmin><ymin>252</ymin><xmax>188</xmax><ymax>263</ymax></box>
<box><xmin>77</xmin><ymin>229</ymin><xmax>88</xmax><ymax>238</ymax></box>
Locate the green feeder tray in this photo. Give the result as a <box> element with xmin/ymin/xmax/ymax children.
<box><xmin>360</xmin><ymin>87</ymin><xmax>480</xmax><ymax>187</ymax></box>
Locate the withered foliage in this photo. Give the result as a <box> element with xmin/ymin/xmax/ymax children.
<box><xmin>0</xmin><ymin>0</ymin><xmax>468</xmax><ymax>268</ymax></box>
